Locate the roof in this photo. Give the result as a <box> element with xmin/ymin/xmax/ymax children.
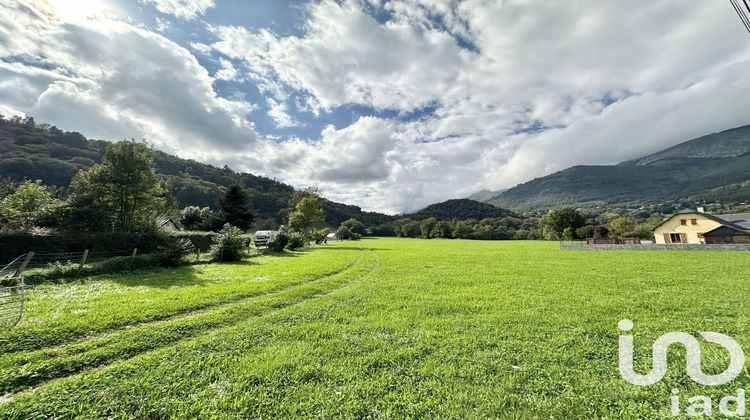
<box><xmin>712</xmin><ymin>213</ymin><xmax>750</xmax><ymax>229</ymax></box>
<box><xmin>653</xmin><ymin>210</ymin><xmax>749</xmax><ymax>232</ymax></box>
<box><xmin>704</xmin><ymin>225</ymin><xmax>750</xmax><ymax>236</ymax></box>
<box><xmin>158</xmin><ymin>218</ymin><xmax>181</xmax><ymax>230</ymax></box>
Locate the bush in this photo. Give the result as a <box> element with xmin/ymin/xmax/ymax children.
<box><xmin>286</xmin><ymin>232</ymin><xmax>306</xmax><ymax>250</ymax></box>
<box><xmin>24</xmin><ymin>254</ymin><xmax>170</xmax><ymax>284</ymax></box>
<box><xmin>172</xmin><ymin>231</ymin><xmax>216</xmax><ymax>253</ymax></box>
<box><xmin>594</xmin><ymin>225</ymin><xmax>610</xmax><ymax>238</ymax></box>
<box><xmin>268</xmin><ymin>232</ymin><xmax>289</xmax><ymax>252</ymax></box>
<box><xmin>0</xmin><ymin>231</ymin><xmax>171</xmax><ymax>262</ymax></box>
<box><xmin>209</xmin><ymin>224</ymin><xmax>246</xmax><ymax>262</ymax></box>
<box><xmin>576</xmin><ymin>225</ymin><xmax>595</xmax><ymax>239</ymax></box>
<box><xmin>312</xmin><ymin>228</ymin><xmax>330</xmax><ymax>244</ymax></box>
<box><xmin>157</xmin><ymin>237</ymin><xmax>194</xmax><ymax>267</ymax></box>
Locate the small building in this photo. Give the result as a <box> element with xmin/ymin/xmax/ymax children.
<box><xmin>703</xmin><ymin>225</ymin><xmax>750</xmax><ymax>244</ymax></box>
<box><xmin>158</xmin><ymin>218</ymin><xmax>181</xmax><ymax>232</ymax></box>
<box><xmin>653</xmin><ymin>209</ymin><xmax>750</xmax><ymax>244</ymax></box>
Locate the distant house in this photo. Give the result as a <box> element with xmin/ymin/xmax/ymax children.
<box><xmin>158</xmin><ymin>218</ymin><xmax>181</xmax><ymax>232</ymax></box>
<box><xmin>653</xmin><ymin>208</ymin><xmax>750</xmax><ymax>244</ymax></box>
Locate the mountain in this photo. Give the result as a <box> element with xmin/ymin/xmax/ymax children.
<box><xmin>629</xmin><ymin>125</ymin><xmax>750</xmax><ymax>166</ymax></box>
<box><xmin>408</xmin><ymin>199</ymin><xmax>520</xmax><ymax>221</ymax></box>
<box><xmin>0</xmin><ymin>116</ymin><xmax>393</xmax><ymax>228</ymax></box>
<box><xmin>487</xmin><ymin>125</ymin><xmax>750</xmax><ymax>211</ymax></box>
<box><xmin>465</xmin><ymin>189</ymin><xmax>506</xmax><ymax>203</ymax></box>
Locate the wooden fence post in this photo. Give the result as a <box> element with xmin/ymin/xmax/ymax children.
<box><xmin>12</xmin><ymin>252</ymin><xmax>35</xmax><ymax>278</ymax></box>
<box><xmin>79</xmin><ymin>250</ymin><xmax>89</xmax><ymax>272</ymax></box>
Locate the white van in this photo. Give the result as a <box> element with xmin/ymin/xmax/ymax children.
<box><xmin>254</xmin><ymin>230</ymin><xmax>278</xmax><ymax>247</ymax></box>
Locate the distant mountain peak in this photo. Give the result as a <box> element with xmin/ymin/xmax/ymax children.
<box><xmin>634</xmin><ymin>125</ymin><xmax>750</xmax><ymax>166</ymax></box>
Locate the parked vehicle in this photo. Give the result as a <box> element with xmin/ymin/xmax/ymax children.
<box><xmin>253</xmin><ymin>230</ymin><xmax>278</xmax><ymax>247</ymax></box>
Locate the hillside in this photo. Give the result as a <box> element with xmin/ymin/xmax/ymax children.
<box><xmin>487</xmin><ymin>125</ymin><xmax>750</xmax><ymax>211</ymax></box>
<box><xmin>629</xmin><ymin>125</ymin><xmax>750</xmax><ymax>166</ymax></box>
<box><xmin>465</xmin><ymin>189</ymin><xmax>506</xmax><ymax>202</ymax></box>
<box><xmin>408</xmin><ymin>199</ymin><xmax>520</xmax><ymax>221</ymax></box>
<box><xmin>0</xmin><ymin>116</ymin><xmax>393</xmax><ymax>227</ymax></box>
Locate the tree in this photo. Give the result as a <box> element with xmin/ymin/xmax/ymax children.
<box><xmin>609</xmin><ymin>217</ymin><xmax>636</xmax><ymax>238</ymax></box>
<box><xmin>431</xmin><ymin>220</ymin><xmax>453</xmax><ymax>238</ymax></box>
<box><xmin>371</xmin><ymin>223</ymin><xmax>395</xmax><ymax>237</ymax></box>
<box><xmin>539</xmin><ymin>208</ymin><xmax>585</xmax><ymax>240</ymax></box>
<box><xmin>576</xmin><ymin>225</ymin><xmax>595</xmax><ymax>239</ymax></box>
<box><xmin>288</xmin><ymin>189</ymin><xmax>325</xmax><ymax>241</ymax></box>
<box><xmin>420</xmin><ymin>217</ymin><xmax>438</xmax><ymax>238</ymax></box>
<box><xmin>336</xmin><ymin>220</ymin><xmax>362</xmax><ymax>240</ymax></box>
<box><xmin>0</xmin><ymin>179</ymin><xmax>58</xmax><ymax>230</ymax></box>
<box><xmin>218</xmin><ymin>185</ymin><xmax>255</xmax><ymax>230</ymax></box>
<box><xmin>394</xmin><ymin>218</ymin><xmax>420</xmax><ymax>238</ymax></box>
<box><xmin>179</xmin><ymin>206</ymin><xmax>211</xmax><ymax>231</ymax></box>
<box><xmin>209</xmin><ymin>223</ymin><xmax>245</xmax><ymax>262</ymax></box>
<box><xmin>70</xmin><ymin>140</ymin><xmax>168</xmax><ymax>232</ymax></box>
<box><xmin>340</xmin><ymin>218</ymin><xmax>365</xmax><ymax>236</ymax></box>
<box><xmin>594</xmin><ymin>225</ymin><xmax>610</xmax><ymax>238</ymax></box>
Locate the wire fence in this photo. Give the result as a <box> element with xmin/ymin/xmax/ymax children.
<box><xmin>0</xmin><ymin>255</ymin><xmax>29</xmax><ymax>327</ymax></box>
<box><xmin>0</xmin><ymin>253</ymin><xmax>29</xmax><ymax>279</ymax></box>
<box><xmin>25</xmin><ymin>249</ymin><xmax>137</xmax><ymax>268</ymax></box>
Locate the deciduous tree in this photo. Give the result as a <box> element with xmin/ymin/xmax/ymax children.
<box><xmin>70</xmin><ymin>140</ymin><xmax>168</xmax><ymax>233</ymax></box>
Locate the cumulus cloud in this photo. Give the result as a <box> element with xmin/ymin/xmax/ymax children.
<box><xmin>205</xmin><ymin>0</ymin><xmax>750</xmax><ymax>212</ymax></box>
<box><xmin>0</xmin><ymin>0</ymin><xmax>257</xmax><ymax>158</ymax></box>
<box><xmin>214</xmin><ymin>58</ymin><xmax>238</xmax><ymax>81</ymax></box>
<box><xmin>3</xmin><ymin>0</ymin><xmax>750</xmax><ymax>213</ymax></box>
<box><xmin>139</xmin><ymin>0</ymin><xmax>215</xmax><ymax>20</ymax></box>
<box><xmin>265</xmin><ymin>98</ymin><xmax>297</xmax><ymax>128</ymax></box>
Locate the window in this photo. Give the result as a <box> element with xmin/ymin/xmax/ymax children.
<box><xmin>680</xmin><ymin>219</ymin><xmax>687</xmax><ymax>225</ymax></box>
<box><xmin>691</xmin><ymin>219</ymin><xmax>698</xmax><ymax>225</ymax></box>
<box><xmin>670</xmin><ymin>233</ymin><xmax>682</xmax><ymax>243</ymax></box>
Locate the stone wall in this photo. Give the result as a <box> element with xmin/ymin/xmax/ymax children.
<box><xmin>560</xmin><ymin>243</ymin><xmax>750</xmax><ymax>252</ymax></box>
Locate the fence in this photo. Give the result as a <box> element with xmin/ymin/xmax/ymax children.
<box><xmin>26</xmin><ymin>249</ymin><xmax>139</xmax><ymax>269</ymax></box>
<box><xmin>0</xmin><ymin>277</ymin><xmax>24</xmax><ymax>326</ymax></box>
<box><xmin>0</xmin><ymin>253</ymin><xmax>33</xmax><ymax>326</ymax></box>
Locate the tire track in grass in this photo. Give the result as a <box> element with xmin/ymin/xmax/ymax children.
<box><xmin>0</xmin><ymin>247</ymin><xmax>377</xmax><ymax>396</ymax></box>
<box><xmin>0</xmin><ymin>249</ymin><xmax>363</xmax><ymax>356</ymax></box>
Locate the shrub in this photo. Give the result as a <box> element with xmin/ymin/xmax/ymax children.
<box><xmin>172</xmin><ymin>231</ymin><xmax>216</xmax><ymax>252</ymax></box>
<box><xmin>24</xmin><ymin>254</ymin><xmax>171</xmax><ymax>284</ymax></box>
<box><xmin>268</xmin><ymin>232</ymin><xmax>289</xmax><ymax>252</ymax></box>
<box><xmin>576</xmin><ymin>225</ymin><xmax>595</xmax><ymax>239</ymax></box>
<box><xmin>157</xmin><ymin>237</ymin><xmax>194</xmax><ymax>267</ymax></box>
<box><xmin>593</xmin><ymin>225</ymin><xmax>610</xmax><ymax>238</ymax></box>
<box><xmin>209</xmin><ymin>224</ymin><xmax>245</xmax><ymax>262</ymax></box>
<box><xmin>286</xmin><ymin>233</ymin><xmax>306</xmax><ymax>250</ymax></box>
<box><xmin>312</xmin><ymin>228</ymin><xmax>330</xmax><ymax>244</ymax></box>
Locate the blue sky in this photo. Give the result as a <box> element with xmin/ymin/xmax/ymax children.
<box><xmin>2</xmin><ymin>0</ymin><xmax>750</xmax><ymax>213</ymax></box>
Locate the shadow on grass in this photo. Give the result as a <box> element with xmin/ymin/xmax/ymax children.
<box><xmin>261</xmin><ymin>250</ymin><xmax>307</xmax><ymax>258</ymax></box>
<box><xmin>110</xmin><ymin>265</ymin><xmax>213</xmax><ymax>289</ymax></box>
<box><xmin>317</xmin><ymin>246</ymin><xmax>391</xmax><ymax>251</ymax></box>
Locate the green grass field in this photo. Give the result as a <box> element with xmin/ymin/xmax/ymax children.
<box><xmin>1</xmin><ymin>239</ymin><xmax>749</xmax><ymax>419</ymax></box>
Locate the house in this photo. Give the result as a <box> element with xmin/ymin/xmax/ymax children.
<box><xmin>158</xmin><ymin>217</ymin><xmax>181</xmax><ymax>232</ymax></box>
<box><xmin>653</xmin><ymin>208</ymin><xmax>750</xmax><ymax>244</ymax></box>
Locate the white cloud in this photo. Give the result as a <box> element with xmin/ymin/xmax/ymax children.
<box><xmin>155</xmin><ymin>17</ymin><xmax>171</xmax><ymax>32</ymax></box>
<box><xmin>0</xmin><ymin>0</ymin><xmax>258</xmax><ymax>158</ymax></box>
<box><xmin>139</xmin><ymin>0</ymin><xmax>215</xmax><ymax>20</ymax></box>
<box><xmin>265</xmin><ymin>98</ymin><xmax>297</xmax><ymax>128</ymax></box>
<box><xmin>3</xmin><ymin>0</ymin><xmax>750</xmax><ymax>214</ymax></box>
<box><xmin>205</xmin><ymin>0</ymin><xmax>750</xmax><ymax>212</ymax></box>
<box><xmin>215</xmin><ymin>58</ymin><xmax>238</xmax><ymax>81</ymax></box>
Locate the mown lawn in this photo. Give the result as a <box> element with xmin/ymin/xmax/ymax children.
<box><xmin>1</xmin><ymin>239</ymin><xmax>749</xmax><ymax>419</ymax></box>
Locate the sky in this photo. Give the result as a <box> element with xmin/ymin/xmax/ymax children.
<box><xmin>1</xmin><ymin>0</ymin><xmax>750</xmax><ymax>214</ymax></box>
